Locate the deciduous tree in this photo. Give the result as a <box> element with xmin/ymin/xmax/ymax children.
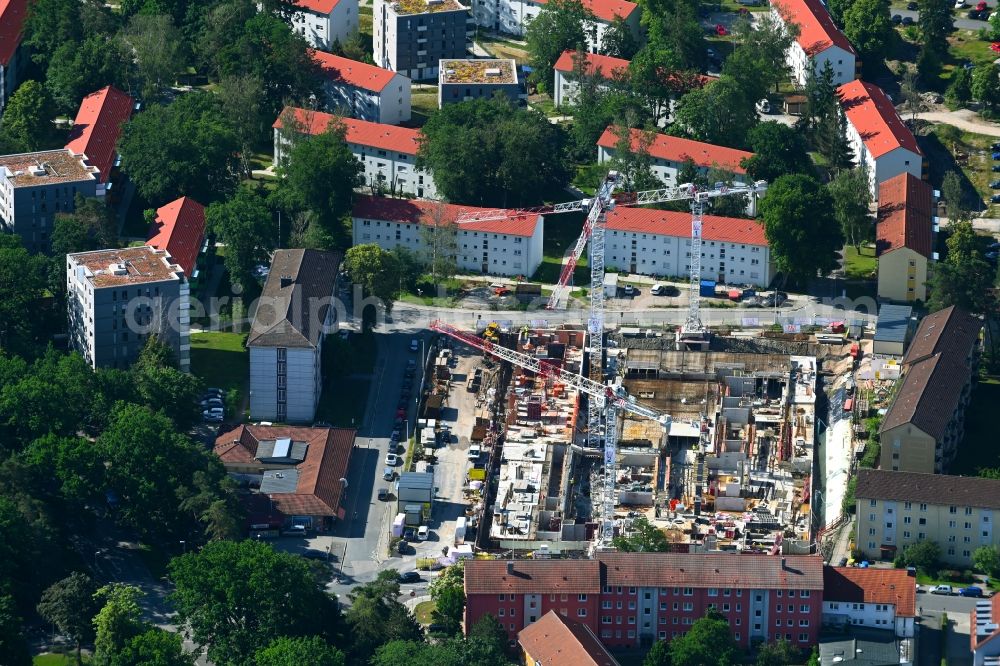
<box><xmin>612</xmin><ymin>516</ymin><xmax>671</xmax><ymax>552</ymax></box>
<box><xmin>601</xmin><ymin>15</ymin><xmax>639</xmax><ymax>59</ymax></box>
<box><xmin>37</xmin><ymin>572</ymin><xmax>100</xmax><ymax>665</ymax></box>
<box><xmin>0</xmin><ymin>81</ymin><xmax>55</xmax><ymax>152</ymax></box>
<box><xmin>973</xmin><ymin>545</ymin><xmax>1000</xmax><ymax>577</ymax></box>
<box><xmin>669</xmin><ymin>611</ymin><xmax>739</xmax><ymax>666</ymax></box>
<box><xmin>110</xmin><ymin>628</ymin><xmax>195</xmax><ymax>666</ymax></box>
<box><xmin>972</xmin><ymin>63</ymin><xmax>1000</xmax><ymax>114</ymax></box>
<box><xmin>741</xmin><ymin>122</ymin><xmax>813</xmax><ymax>182</ymax></box>
<box><xmin>0</xmin><ymin>236</ymin><xmax>50</xmax><ymax>356</ymax></box>
<box><xmin>843</xmin><ymin>0</ymin><xmax>894</xmax><ymax>70</ymax></box>
<box><xmin>0</xmin><ymin>594</ymin><xmax>31</xmax><ymax>666</ymax></box>
<box><xmin>827</xmin><ymin>166</ymin><xmax>872</xmax><ymax>250</ymax></box>
<box><xmin>344</xmin><ymin>244</ymin><xmax>402</xmax><ymax>312</ymax></box>
<box><xmin>901</xmin><ymin>540</ymin><xmax>941</xmax><ymax>572</ymax></box>
<box><xmin>255</xmin><ymin>636</ymin><xmax>345</xmax><ymax>666</ymax></box>
<box><xmin>206</xmin><ymin>188</ymin><xmax>275</xmax><ymax>295</ymax></box>
<box><xmin>674</xmin><ymin>77</ymin><xmax>756</xmax><ymax>148</ymax></box>
<box><xmin>93</xmin><ymin>584</ymin><xmax>146</xmax><ymax>665</ymax></box>
<box><xmin>918</xmin><ymin>0</ymin><xmax>953</xmax><ymax>58</ymax></box>
<box><xmin>118</xmin><ymin>14</ymin><xmax>183</xmax><ymax>102</ymax></box>
<box><xmin>759</xmin><ymin>174</ymin><xmax>842</xmax><ymax>284</ymax></box>
<box><xmin>928</xmin><ymin>221</ymin><xmax>996</xmax><ymax>314</ymax></box>
<box><xmin>525</xmin><ymin>0</ymin><xmax>593</xmax><ymax>89</ymax></box>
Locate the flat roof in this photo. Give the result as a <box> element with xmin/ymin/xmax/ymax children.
<box><xmin>874</xmin><ymin>304</ymin><xmax>912</xmax><ymax>343</ymax></box>
<box><xmin>391</xmin><ymin>0</ymin><xmax>465</xmax><ymax>14</ymax></box>
<box><xmin>440</xmin><ymin>59</ymin><xmax>517</xmax><ymax>84</ymax></box>
<box><xmin>0</xmin><ymin>149</ymin><xmax>98</xmax><ymax>188</ymax></box>
<box><xmin>69</xmin><ymin>246</ymin><xmax>183</xmax><ymax>288</ymax></box>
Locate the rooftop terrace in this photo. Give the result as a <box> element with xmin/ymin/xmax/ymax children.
<box><xmin>69</xmin><ymin>246</ymin><xmax>184</xmax><ymax>288</ymax></box>
<box><xmin>0</xmin><ymin>149</ymin><xmax>98</xmax><ymax>188</ymax></box>
<box><xmin>392</xmin><ymin>0</ymin><xmax>465</xmax><ymax>14</ymax></box>
<box><xmin>440</xmin><ymin>58</ymin><xmax>517</xmax><ymax>84</ymax></box>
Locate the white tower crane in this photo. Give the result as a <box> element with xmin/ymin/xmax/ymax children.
<box><xmin>449</xmin><ymin>175</ymin><xmax>767</xmax><ymax>546</ymax></box>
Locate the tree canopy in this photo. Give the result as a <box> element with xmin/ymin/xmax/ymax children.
<box><xmin>741</xmin><ymin>122</ymin><xmax>813</xmax><ymax>182</ymax></box>
<box><xmin>206</xmin><ymin>188</ymin><xmax>276</xmax><ymax>295</ymax></box>
<box><xmin>668</xmin><ymin>611</ymin><xmax>740</xmax><ymax>666</ymax></box>
<box><xmin>759</xmin><ymin>174</ymin><xmax>842</xmax><ymax>284</ymax></box>
<box><xmin>612</xmin><ymin>517</ymin><xmax>671</xmax><ymax>552</ymax></box>
<box><xmin>525</xmin><ymin>0</ymin><xmax>593</xmax><ymax>89</ymax></box>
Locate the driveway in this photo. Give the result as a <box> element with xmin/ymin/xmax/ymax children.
<box><xmin>911</xmin><ymin>109</ymin><xmax>1000</xmax><ymax>137</ymax></box>
<box><xmin>917</xmin><ymin>590</ymin><xmax>980</xmax><ymax>666</ymax></box>
<box><xmin>893</xmin><ymin>7</ymin><xmax>991</xmax><ymax>31</ymax></box>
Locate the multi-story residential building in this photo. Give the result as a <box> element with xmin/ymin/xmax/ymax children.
<box><xmin>0</xmin><ymin>150</ymin><xmax>103</xmax><ymax>252</ymax></box>
<box><xmin>471</xmin><ymin>0</ymin><xmax>640</xmax><ymax>54</ymax></box>
<box><xmin>771</xmin><ymin>0</ymin><xmax>857</xmax><ymax>87</ymax></box>
<box><xmin>146</xmin><ymin>197</ymin><xmax>207</xmax><ymax>281</ymax></box>
<box><xmin>273</xmin><ymin>107</ymin><xmax>439</xmax><ymax>198</ymax></box>
<box><xmin>66</xmin><ymin>246</ymin><xmax>190</xmax><ymax>371</ymax></box>
<box><xmin>878</xmin><ymin>305</ymin><xmax>981</xmax><ymax>474</ymax></box>
<box><xmin>876</xmin><ymin>173</ymin><xmax>936</xmax><ymax>304</ymax></box>
<box><xmin>0</xmin><ymin>0</ymin><xmax>28</xmax><ymax>117</ymax></box>
<box><xmin>464</xmin><ymin>554</ymin><xmax>825</xmax><ymax>650</ymax></box>
<box><xmin>352</xmin><ymin>195</ymin><xmax>544</xmax><ymax>277</ymax></box>
<box><xmin>971</xmin><ymin>595</ymin><xmax>1000</xmax><ymax>666</ymax></box>
<box><xmin>597</xmin><ymin>127</ymin><xmax>754</xmax><ymax>186</ymax></box>
<box><xmin>822</xmin><ymin>567</ymin><xmax>917</xmax><ymax>638</ymax></box>
<box><xmin>312</xmin><ymin>49</ymin><xmax>412</xmax><ymax>124</ymax></box>
<box><xmin>438</xmin><ymin>58</ymin><xmax>525</xmax><ymax>107</ymax></box>
<box><xmin>838</xmin><ymin>80</ymin><xmax>925</xmax><ymax>200</ymax></box>
<box><xmin>518</xmin><ymin>610</ymin><xmax>621</xmax><ymax>666</ymax></box>
<box><xmin>287</xmin><ymin>0</ymin><xmax>358</xmax><ymax>51</ymax></box>
<box><xmin>855</xmin><ymin>469</ymin><xmax>1000</xmax><ymax>567</ymax></box>
<box><xmin>553</xmin><ymin>50</ymin><xmax>629</xmax><ymax>108</ymax></box>
<box><xmin>64</xmin><ymin>85</ymin><xmax>135</xmax><ymax>204</ymax></box>
<box><xmin>248</xmin><ymin>249</ymin><xmax>341</xmax><ymax>424</ymax></box>
<box><xmin>604</xmin><ymin>206</ymin><xmax>774</xmax><ymax>287</ymax></box>
<box><xmin>374</xmin><ymin>0</ymin><xmax>473</xmax><ymax>81</ymax></box>
<box><xmin>213</xmin><ymin>424</ymin><xmax>356</xmax><ymax>533</ymax></box>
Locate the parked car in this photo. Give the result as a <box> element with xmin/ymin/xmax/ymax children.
<box><xmin>203</xmin><ymin>387</ymin><xmax>224</xmax><ymax>397</ymax></box>
<box><xmin>409</xmin><ymin>338</ymin><xmax>420</xmax><ymax>352</ymax></box>
<box><xmin>385</xmin><ymin>453</ymin><xmax>399</xmax><ymax>466</ymax></box>
<box><xmin>383</xmin><ymin>467</ymin><xmax>395</xmax><ymax>481</ymax></box>
<box><xmin>991</xmin><ymin>193</ymin><xmax>1000</xmax><ymax>203</ymax></box>
<box><xmin>715</xmin><ymin>23</ymin><xmax>728</xmax><ymax>35</ymax></box>
<box><xmin>990</xmin><ymin>180</ymin><xmax>1000</xmax><ymax>189</ymax></box>
<box><xmin>417</xmin><ymin>525</ymin><xmax>429</xmax><ymax>540</ymax></box>
<box><xmin>901</xmin><ymin>15</ymin><xmax>914</xmax><ymax>24</ymax></box>
<box><xmin>468</xmin><ymin>444</ymin><xmax>483</xmax><ymax>459</ymax></box>
<box><xmin>395</xmin><ymin>539</ymin><xmax>411</xmax><ymax>555</ymax></box>
<box><xmin>969</xmin><ymin>8</ymin><xmax>985</xmax><ymax>19</ymax></box>
<box><xmin>991</xmin><ymin>151</ymin><xmax>1000</xmax><ymax>160</ymax></box>
<box><xmin>403</xmin><ymin>527</ymin><xmax>416</xmax><ymax>541</ymax></box>
<box><xmin>427</xmin><ymin>623</ymin><xmax>447</xmax><ymax>634</ymax></box>
<box><xmin>907</xmin><ymin>0</ymin><xmax>918</xmax><ymax>7</ymax></box>
<box><xmin>200</xmin><ymin>399</ymin><xmax>224</xmax><ymax>408</ymax></box>
<box><xmin>623</xmin><ymin>284</ymin><xmax>637</xmax><ymax>297</ymax></box>
<box><xmin>992</xmin><ymin>141</ymin><xmax>1000</xmax><ymax>151</ymax></box>
<box><xmin>931</xmin><ymin>584</ymin><xmax>954</xmax><ymax>595</ymax></box>
<box><xmin>955</xmin><ymin>0</ymin><xmax>965</xmax><ymax>6</ymax></box>
<box><xmin>301</xmin><ymin>549</ymin><xmax>328</xmax><ymax>560</ymax></box>
<box><xmin>399</xmin><ymin>571</ymin><xmax>421</xmax><ymax>583</ymax></box>
<box><xmin>960</xmin><ymin>586</ymin><xmax>984</xmax><ymax>597</ymax></box>
<box><xmin>378</xmin><ymin>487</ymin><xmax>389</xmax><ymax>501</ymax></box>
<box><xmin>203</xmin><ymin>413</ymin><xmax>223</xmax><ymax>423</ymax></box>
<box><xmin>756</xmin><ymin>98</ymin><xmax>771</xmax><ymax>114</ymax></box>
<box><xmin>992</xmin><ymin>164</ymin><xmax>1000</xmax><ymax>172</ymax></box>
<box><xmin>651</xmin><ymin>283</ymin><xmax>678</xmax><ymax>296</ymax></box>
<box><xmin>892</xmin><ymin>13</ymin><xmax>902</xmax><ymax>23</ymax></box>
<box><xmin>202</xmin><ymin>407</ymin><xmax>224</xmax><ymax>416</ymax></box>
<box><xmin>977</xmin><ymin>1</ymin><xmax>987</xmax><ymax>10</ymax></box>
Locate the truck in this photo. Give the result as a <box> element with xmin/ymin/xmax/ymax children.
<box><xmin>421</xmin><ymin>427</ymin><xmax>436</xmax><ymax>449</ymax></box>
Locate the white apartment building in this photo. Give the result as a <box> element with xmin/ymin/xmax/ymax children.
<box><xmin>553</xmin><ymin>50</ymin><xmax>629</xmax><ymax>108</ymax></box>
<box><xmin>312</xmin><ymin>50</ymin><xmax>412</xmax><ymax>124</ymax></box>
<box><xmin>0</xmin><ymin>149</ymin><xmax>103</xmax><ymax>252</ymax></box>
<box><xmin>604</xmin><ymin>206</ymin><xmax>774</xmax><ymax>287</ymax></box>
<box><xmin>287</xmin><ymin>0</ymin><xmax>358</xmax><ymax>51</ymax></box>
<box><xmin>597</xmin><ymin>126</ymin><xmax>754</xmax><ymax>186</ymax></box>
<box><xmin>273</xmin><ymin>107</ymin><xmax>438</xmax><ymax>199</ymax></box>
<box><xmin>248</xmin><ymin>249</ymin><xmax>341</xmax><ymax>424</ymax></box>
<box><xmin>0</xmin><ymin>0</ymin><xmax>27</xmax><ymax>118</ymax></box>
<box><xmin>472</xmin><ymin>0</ymin><xmax>640</xmax><ymax>53</ymax></box>
<box><xmin>374</xmin><ymin>0</ymin><xmax>474</xmax><ymax>81</ymax></box>
<box><xmin>351</xmin><ymin>195</ymin><xmax>544</xmax><ymax>277</ymax></box>
<box><xmin>67</xmin><ymin>246</ymin><xmax>190</xmax><ymax>371</ymax></box>
<box><xmin>838</xmin><ymin>80</ymin><xmax>925</xmax><ymax>199</ymax></box>
<box><xmin>772</xmin><ymin>0</ymin><xmax>856</xmax><ymax>87</ymax></box>
<box><xmin>822</xmin><ymin>566</ymin><xmax>917</xmax><ymax>638</ymax></box>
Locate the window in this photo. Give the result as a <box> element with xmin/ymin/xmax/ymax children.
<box><xmin>578</xmin><ymin>594</ymin><xmax>588</xmax><ymax>602</ymax></box>
<box><xmin>602</xmin><ymin>616</ymin><xmax>612</xmax><ymax>624</ymax></box>
<box><xmin>708</xmin><ymin>588</ymin><xmax>718</xmax><ymax>597</ymax></box>
<box><xmin>498</xmin><ymin>608</ymin><xmax>504</xmax><ymax>617</ymax></box>
<box><xmin>950</xmin><ymin>506</ymin><xmax>958</xmax><ymax>514</ymax></box>
<box><xmin>683</xmin><ymin>602</ymin><xmax>693</xmax><ymax>611</ymax></box>
<box><xmin>683</xmin><ymin>587</ymin><xmax>693</xmax><ymax>596</ymax></box>
<box><xmin>800</xmin><ymin>605</ymin><xmax>809</xmax><ymax>613</ymax></box>
<box><xmin>578</xmin><ymin>609</ymin><xmax>587</xmax><ymax>617</ymax></box>
<box><xmin>603</xmin><ymin>601</ymin><xmax>612</xmax><ymax>609</ymax></box>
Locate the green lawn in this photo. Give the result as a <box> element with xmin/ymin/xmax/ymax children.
<box><xmin>952</xmin><ymin>379</ymin><xmax>1000</xmax><ymax>476</ymax></box>
<box><xmin>408</xmin><ymin>91</ymin><xmax>438</xmax><ymax>127</ymax></box>
<box><xmin>531</xmin><ymin>209</ymin><xmax>590</xmax><ymax>284</ymax></box>
<box><xmin>315</xmin><ymin>331</ymin><xmax>377</xmax><ymax>427</ymax></box>
<box><xmin>414</xmin><ymin>599</ymin><xmax>436</xmax><ymax>625</ymax></box>
<box><xmin>34</xmin><ymin>654</ymin><xmax>90</xmax><ymax>666</ymax></box>
<box><xmin>930</xmin><ymin>125</ymin><xmax>998</xmax><ymax>215</ymax></box>
<box><xmin>843</xmin><ymin>245</ymin><xmax>878</xmax><ymax>280</ymax></box>
<box><xmin>190</xmin><ymin>332</ymin><xmax>249</xmax><ymax>416</ymax></box>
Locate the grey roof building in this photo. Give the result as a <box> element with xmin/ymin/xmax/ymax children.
<box><xmin>872</xmin><ymin>304</ymin><xmax>912</xmax><ymax>356</ymax></box>
<box><xmin>248</xmin><ymin>249</ymin><xmax>342</xmax><ymax>423</ymax></box>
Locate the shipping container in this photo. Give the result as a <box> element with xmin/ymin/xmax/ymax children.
<box><xmin>700</xmin><ymin>280</ymin><xmax>716</xmax><ymax>297</ymax></box>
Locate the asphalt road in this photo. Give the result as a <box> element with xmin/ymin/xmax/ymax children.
<box><xmin>917</xmin><ymin>589</ymin><xmax>981</xmax><ymax>666</ymax></box>
<box><xmin>893</xmin><ymin>6</ymin><xmax>992</xmax><ymax>32</ymax></box>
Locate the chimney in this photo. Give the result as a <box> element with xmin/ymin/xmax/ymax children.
<box><xmin>280</xmin><ymin>275</ymin><xmax>293</xmax><ymax>288</ymax></box>
<box><xmin>506</xmin><ymin>561</ymin><xmax>514</xmax><ymax>575</ymax></box>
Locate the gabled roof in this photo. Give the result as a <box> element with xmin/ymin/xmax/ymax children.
<box><xmin>606</xmin><ymin>206</ymin><xmax>768</xmax><ymax>246</ymax></box>
<box><xmin>876</xmin><ymin>173</ymin><xmax>934</xmax><ymax>259</ymax></box>
<box><xmin>597</xmin><ymin>553</ymin><xmax>825</xmax><ymax>589</ymax></box>
<box><xmin>902</xmin><ymin>305</ymin><xmax>980</xmax><ymax>367</ymax></box>
<box><xmin>519</xmin><ymin>611</ymin><xmax>621</xmax><ymax>666</ymax></box>
<box><xmin>465</xmin><ymin>559</ymin><xmax>602</xmax><ymax>595</ymax></box>
<box><xmin>146</xmin><ymin>197</ymin><xmax>206</xmax><ymax>278</ymax></box>
<box><xmin>291</xmin><ymin>0</ymin><xmax>339</xmax><ymax>13</ymax></box>
<box><xmin>598</xmin><ymin>126</ymin><xmax>753</xmax><ymax>174</ymax></box>
<box><xmin>554</xmin><ymin>50</ymin><xmax>630</xmax><ymax>78</ymax></box>
<box><xmin>838</xmin><ymin>80</ymin><xmax>922</xmax><ymax>159</ymax></box>
<box><xmin>352</xmin><ymin>195</ymin><xmax>541</xmax><ymax>237</ymax></box>
<box><xmin>214</xmin><ymin>424</ymin><xmax>356</xmax><ymax>517</ymax></box>
<box><xmin>856</xmin><ymin>469</ymin><xmax>1000</xmax><ymax>512</ymax></box>
<box><xmin>823</xmin><ymin>566</ymin><xmax>917</xmax><ymax>617</ymax></box>
<box><xmin>274</xmin><ymin>107</ymin><xmax>422</xmax><ymax>155</ymax></box>
<box><xmin>541</xmin><ymin>0</ymin><xmax>637</xmax><ymax>22</ymax></box>
<box><xmin>311</xmin><ymin>49</ymin><xmax>399</xmax><ymax>93</ymax></box>
<box><xmin>0</xmin><ymin>0</ymin><xmax>28</xmax><ymax>68</ymax></box>
<box><xmin>64</xmin><ymin>86</ymin><xmax>134</xmax><ymax>184</ymax></box>
<box><xmin>247</xmin><ymin>249</ymin><xmax>342</xmax><ymax>349</ymax></box>
<box><xmin>772</xmin><ymin>0</ymin><xmax>856</xmax><ymax>57</ymax></box>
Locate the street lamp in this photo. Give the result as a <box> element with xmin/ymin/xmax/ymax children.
<box><xmin>179</xmin><ymin>540</ymin><xmax>186</xmax><ymax>554</ymax></box>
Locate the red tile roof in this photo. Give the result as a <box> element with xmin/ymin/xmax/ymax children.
<box><xmin>598</xmin><ymin>126</ymin><xmax>753</xmax><ymax>174</ymax></box>
<box><xmin>773</xmin><ymin>0</ymin><xmax>856</xmax><ymax>57</ymax></box>
<box><xmin>539</xmin><ymin>0</ymin><xmax>638</xmax><ymax>22</ymax></box>
<box><xmin>0</xmin><ymin>0</ymin><xmax>28</xmax><ymax>68</ymax></box>
<box><xmin>311</xmin><ymin>49</ymin><xmax>398</xmax><ymax>93</ymax></box>
<box><xmin>466</xmin><ymin>560</ymin><xmax>603</xmax><ymax>595</ymax></box>
<box><xmin>352</xmin><ymin>194</ymin><xmax>540</xmax><ymax>236</ymax></box>
<box><xmin>274</xmin><ymin>106</ymin><xmax>422</xmax><ymax>155</ymax></box>
<box><xmin>519</xmin><ymin>611</ymin><xmax>621</xmax><ymax>666</ymax></box>
<box><xmin>64</xmin><ymin>86</ymin><xmax>134</xmax><ymax>184</ymax></box>
<box><xmin>554</xmin><ymin>50</ymin><xmax>630</xmax><ymax>77</ymax></box>
<box><xmin>838</xmin><ymin>80</ymin><xmax>922</xmax><ymax>159</ymax></box>
<box><xmin>597</xmin><ymin>553</ymin><xmax>825</xmax><ymax>589</ymax></box>
<box><xmin>606</xmin><ymin>206</ymin><xmax>768</xmax><ymax>246</ymax></box>
<box><xmin>877</xmin><ymin>173</ymin><xmax>934</xmax><ymax>259</ymax></box>
<box><xmin>292</xmin><ymin>0</ymin><xmax>339</xmax><ymax>13</ymax></box>
<box><xmin>823</xmin><ymin>566</ymin><xmax>917</xmax><ymax>617</ymax></box>
<box><xmin>214</xmin><ymin>424</ymin><xmax>356</xmax><ymax>518</ymax></box>
<box><xmin>146</xmin><ymin>197</ymin><xmax>206</xmax><ymax>278</ymax></box>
